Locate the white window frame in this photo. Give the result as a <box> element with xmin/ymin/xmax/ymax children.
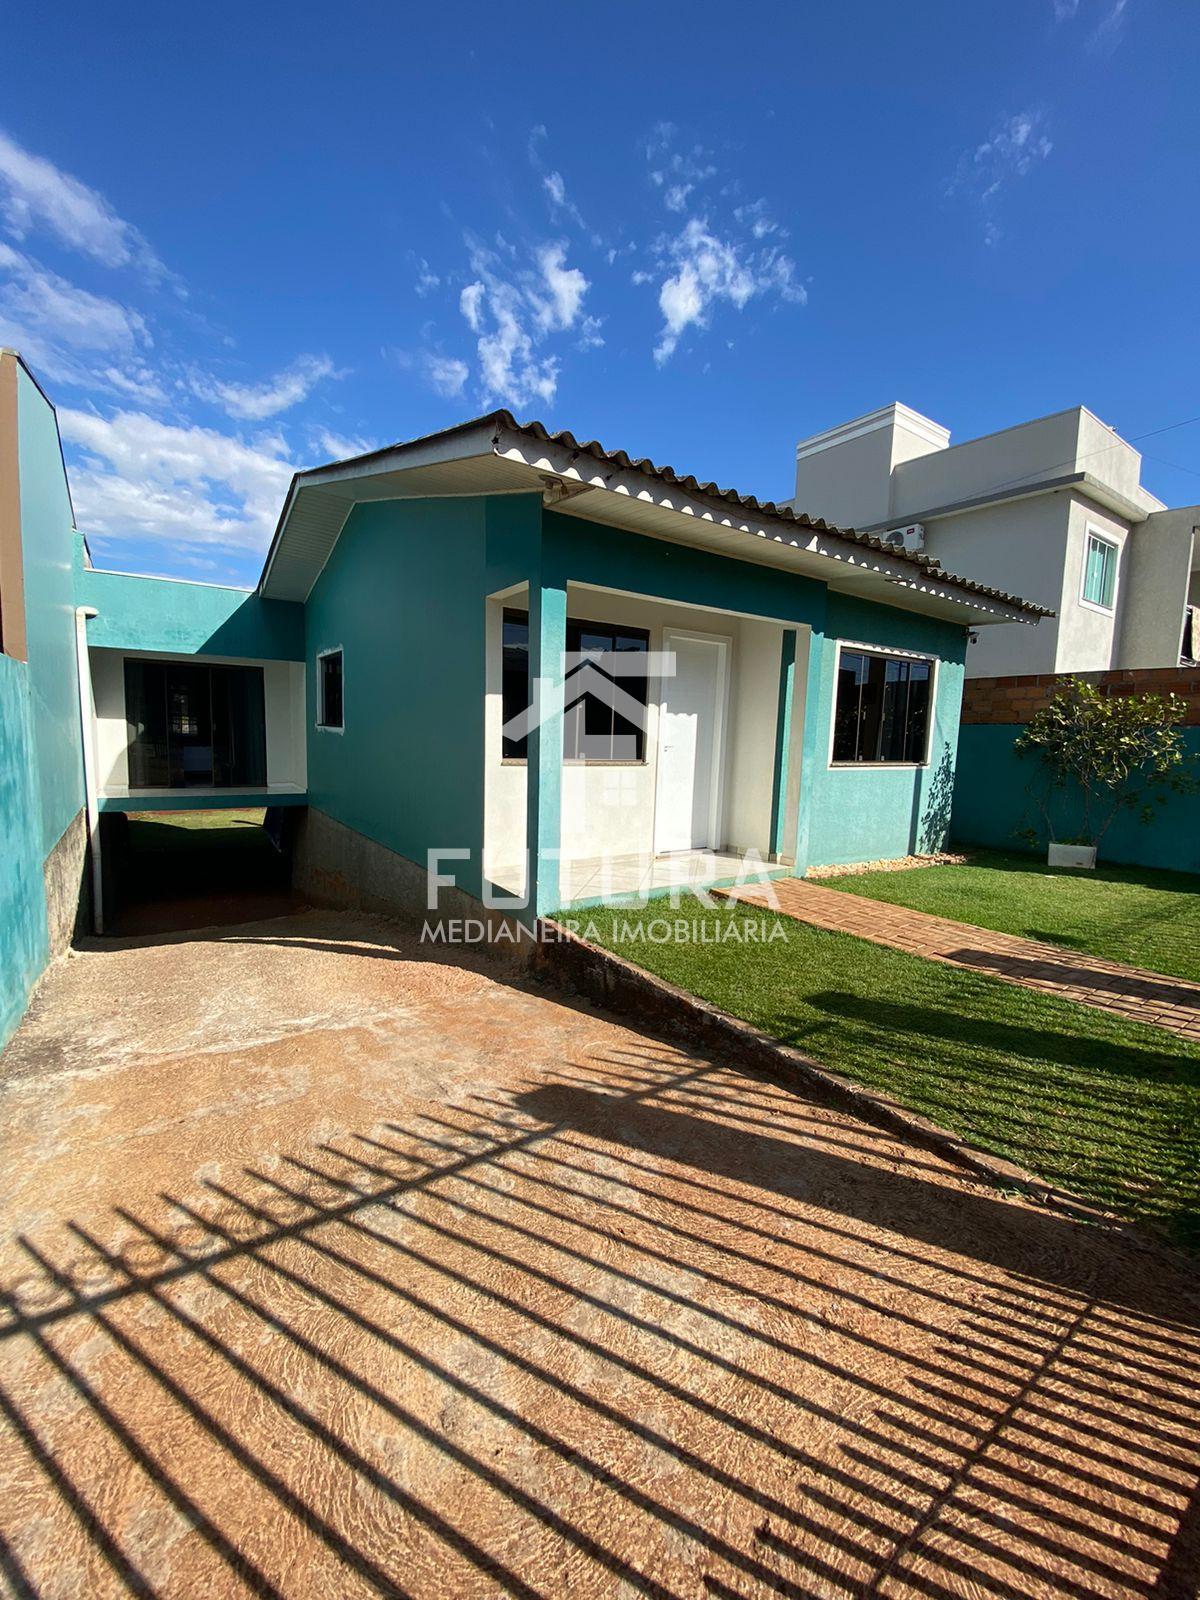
<box><xmin>1079</xmin><ymin>527</ymin><xmax>1120</xmax><ymax>616</ymax></box>
<box><xmin>827</xmin><ymin>639</ymin><xmax>939</xmax><ymax>771</ymax></box>
<box><xmin>315</xmin><ymin>645</ymin><xmax>344</xmax><ymax>734</ymax></box>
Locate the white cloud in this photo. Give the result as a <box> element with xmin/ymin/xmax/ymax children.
<box><xmin>734</xmin><ymin>198</ymin><xmax>783</xmax><ymax>239</ymax></box>
<box><xmin>460</xmin><ymin>281</ymin><xmax>485</xmax><ymax>332</ymax></box>
<box><xmin>426</xmin><ymin>354</ymin><xmax>469</xmax><ymax>397</ymax></box>
<box><xmin>1051</xmin><ymin>0</ymin><xmax>1081</xmax><ymax>16</ymax></box>
<box><xmin>533</xmin><ymin>243</ymin><xmax>588</xmax><ymax>331</ymax></box>
<box><xmin>0</xmin><ymin>129</ymin><xmax>165</xmax><ymax>278</ymax></box>
<box><xmin>414</xmin><ymin>258</ymin><xmax>440</xmax><ymax>297</ymax></box>
<box><xmin>190</xmin><ymin>353</ymin><xmax>337</xmax><ymax>421</ymax></box>
<box><xmin>644</xmin><ymin>123</ymin><xmax>717</xmax><ymax>204</ymax></box>
<box><xmin>664</xmin><ymin>184</ymin><xmax>692</xmax><ymax>213</ymax></box>
<box><xmin>455</xmin><ymin>235</ymin><xmax>594</xmax><ymax>408</ymax></box>
<box><xmin>0</xmin><ymin>243</ymin><xmax>152</xmax><ymax>385</ymax></box>
<box><xmin>649</xmin><ymin>217</ymin><xmax>805</xmax><ymax>365</ymax></box>
<box><xmin>1088</xmin><ymin>0</ymin><xmax>1129</xmax><ymax>53</ymax></box>
<box><xmin>60</xmin><ymin>406</ymin><xmax>294</xmax><ymax>555</ymax></box>
<box><xmin>542</xmin><ymin>169</ymin><xmax>590</xmax><ymax>234</ymax></box>
<box><xmin>947</xmin><ymin>110</ymin><xmax>1053</xmax><ymax>243</ymax></box>
<box><xmin>310</xmin><ymin>428</ymin><xmax>378</xmax><ymax>462</ymax></box>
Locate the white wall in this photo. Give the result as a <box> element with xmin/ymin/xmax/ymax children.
<box><xmin>1055</xmin><ymin>499</ymin><xmax>1130</xmax><ymax>673</ymax></box>
<box><xmin>927</xmin><ymin>496</ymin><xmax>1070</xmax><ymax>677</ymax></box>
<box><xmin>89</xmin><ymin>647</ymin><xmax>307</xmax><ymax>796</ymax></box>
<box><xmin>1118</xmin><ymin>510</ymin><xmax>1199</xmax><ymax>669</ymax></box>
<box><xmin>482</xmin><ymin>588</ymin><xmax>793</xmax><ymax>885</ymax></box>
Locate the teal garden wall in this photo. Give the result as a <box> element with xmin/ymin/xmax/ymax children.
<box><xmin>78</xmin><ymin>548</ymin><xmax>305</xmax><ymax>659</ymax></box>
<box><xmin>0</xmin><ymin>654</ymin><xmax>51</xmax><ymax>1043</ymax></box>
<box><xmin>0</xmin><ymin>358</ymin><xmax>88</xmax><ymax>1045</ymax></box>
<box><xmin>953</xmin><ymin>724</ymin><xmax>1200</xmax><ymax>875</ymax></box>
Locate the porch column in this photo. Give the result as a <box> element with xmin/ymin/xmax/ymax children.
<box><xmin>769</xmin><ymin>630</ymin><xmax>797</xmax><ymax>858</ymax></box>
<box><xmin>790</xmin><ymin>624</ymin><xmax>828</xmax><ymax>874</ymax></box>
<box><xmin>526</xmin><ymin>576</ymin><xmax>567</xmax><ymax>919</ymax></box>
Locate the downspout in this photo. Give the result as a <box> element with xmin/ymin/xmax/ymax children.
<box><xmin>74</xmin><ymin>606</ymin><xmax>103</xmax><ymax>933</ymax></box>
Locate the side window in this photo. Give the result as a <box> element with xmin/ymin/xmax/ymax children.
<box><xmin>831</xmin><ymin>648</ymin><xmax>933</xmax><ymax>765</ymax></box>
<box><xmin>1082</xmin><ymin>533</ymin><xmax>1118</xmax><ymax>611</ymax></box>
<box><xmin>317</xmin><ymin>648</ymin><xmax>344</xmax><ymax>730</ymax></box>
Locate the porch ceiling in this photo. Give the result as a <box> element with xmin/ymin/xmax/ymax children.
<box><xmin>259</xmin><ymin>411</ymin><xmax>1050</xmax><ymax>628</ymax></box>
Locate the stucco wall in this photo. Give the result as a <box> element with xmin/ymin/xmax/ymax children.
<box><xmin>1055</xmin><ymin>498</ymin><xmax>1129</xmax><ymax>673</ymax></box>
<box><xmin>1118</xmin><ymin>509</ymin><xmax>1198</xmax><ymax>669</ymax></box>
<box><xmin>953</xmin><ymin>723</ymin><xmax>1200</xmax><ymax>875</ymax></box>
<box><xmin>926</xmin><ymin>497</ymin><xmax>1068</xmax><ymax>678</ymax></box>
<box><xmin>804</xmin><ymin>594</ymin><xmax>967</xmax><ymax>867</ymax></box>
<box><xmin>0</xmin><ymin>654</ymin><xmax>50</xmax><ymax>1044</ymax></box>
<box><xmin>305</xmin><ymin>495</ymin><xmax>535</xmax><ymax>904</ymax></box>
<box><xmin>78</xmin><ymin>555</ymin><xmax>305</xmax><ymax>660</ymax></box>
<box><xmin>17</xmin><ymin>365</ymin><xmax>83</xmax><ymax>855</ymax></box>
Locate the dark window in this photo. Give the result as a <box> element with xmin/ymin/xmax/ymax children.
<box><xmin>501</xmin><ymin>609</ymin><xmax>650</xmax><ymax>762</ymax></box>
<box><xmin>831</xmin><ymin>649</ymin><xmax>932</xmax><ymax>765</ymax></box>
<box><xmin>124</xmin><ymin>659</ymin><xmax>266</xmax><ymax>789</ymax></box>
<box><xmin>318</xmin><ymin>650</ymin><xmax>343</xmax><ymax>730</ymax></box>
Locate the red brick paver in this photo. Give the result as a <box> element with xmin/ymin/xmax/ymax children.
<box><xmin>720</xmin><ymin>878</ymin><xmax>1200</xmax><ymax>1039</ymax></box>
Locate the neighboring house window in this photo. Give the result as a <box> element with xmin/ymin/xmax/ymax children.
<box><xmin>125</xmin><ymin>659</ymin><xmax>266</xmax><ymax>789</ymax></box>
<box><xmin>502</xmin><ymin>609</ymin><xmax>650</xmax><ymax>762</ymax></box>
<box><xmin>1082</xmin><ymin>532</ymin><xmax>1118</xmax><ymax>610</ymax></box>
<box><xmin>317</xmin><ymin>648</ymin><xmax>344</xmax><ymax>730</ymax></box>
<box><xmin>832</xmin><ymin>648</ymin><xmax>932</xmax><ymax>765</ymax></box>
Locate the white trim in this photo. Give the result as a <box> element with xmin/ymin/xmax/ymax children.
<box><xmin>83</xmin><ymin>566</ymin><xmax>255</xmax><ymax>594</ymax></box>
<box><xmin>653</xmin><ymin>627</ymin><xmax>732</xmax><ymax>854</ymax></box>
<box><xmin>1079</xmin><ymin>525</ymin><xmax>1120</xmax><ymax>615</ymax></box>
<box><xmin>795</xmin><ymin>402</ymin><xmax>951</xmax><ymax>461</ymax></box>
<box><xmin>74</xmin><ymin>607</ymin><xmax>103</xmax><ymax>934</ymax></box>
<box><xmin>826</xmin><ymin>639</ymin><xmax>938</xmax><ymax>771</ymax></box>
<box><xmin>315</xmin><ymin>644</ymin><xmax>345</xmax><ymax>733</ymax></box>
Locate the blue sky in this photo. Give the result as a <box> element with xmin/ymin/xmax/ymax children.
<box><xmin>2</xmin><ymin>0</ymin><xmax>1197</xmax><ymax>586</ymax></box>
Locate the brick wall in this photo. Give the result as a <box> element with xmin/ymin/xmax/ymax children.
<box><xmin>961</xmin><ymin>667</ymin><xmax>1200</xmax><ymax>726</ymax></box>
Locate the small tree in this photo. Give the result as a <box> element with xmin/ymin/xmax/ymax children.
<box><xmin>1015</xmin><ymin>679</ymin><xmax>1196</xmax><ymax>849</ymax></box>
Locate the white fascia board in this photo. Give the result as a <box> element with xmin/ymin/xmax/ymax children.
<box><xmin>494</xmin><ymin>424</ymin><xmax>1031</xmax><ymax>624</ymax></box>
<box><xmin>298</xmin><ymin>419</ymin><xmax>502</xmax><ymax>489</ymax></box>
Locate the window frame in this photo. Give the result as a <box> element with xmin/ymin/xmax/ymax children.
<box><xmin>500</xmin><ymin>608</ymin><xmax>652</xmax><ymax>766</ymax></box>
<box><xmin>827</xmin><ymin>640</ymin><xmax>938</xmax><ymax>770</ymax></box>
<box><xmin>1079</xmin><ymin>527</ymin><xmax>1120</xmax><ymax>615</ymax></box>
<box><xmin>316</xmin><ymin>645</ymin><xmax>345</xmax><ymax>734</ymax></box>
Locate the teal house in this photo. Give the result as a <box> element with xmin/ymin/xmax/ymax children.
<box><xmin>1</xmin><ymin>365</ymin><xmax>1048</xmax><ymax>1039</ymax></box>
<box><xmin>252</xmin><ymin>412</ymin><xmax>1046</xmax><ymax>922</ymax></box>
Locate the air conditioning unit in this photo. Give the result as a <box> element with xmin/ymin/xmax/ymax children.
<box><xmin>883</xmin><ymin>522</ymin><xmax>925</xmax><ymax>555</ymax></box>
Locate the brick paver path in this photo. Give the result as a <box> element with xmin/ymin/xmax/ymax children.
<box><xmin>720</xmin><ymin>878</ymin><xmax>1200</xmax><ymax>1040</ymax></box>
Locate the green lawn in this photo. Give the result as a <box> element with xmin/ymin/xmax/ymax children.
<box><xmin>568</xmin><ymin>895</ymin><xmax>1200</xmax><ymax>1248</ymax></box>
<box><xmin>127</xmin><ymin>808</ymin><xmax>268</xmax><ymax>853</ymax></box>
<box><xmin>823</xmin><ymin>850</ymin><xmax>1200</xmax><ymax>984</ymax></box>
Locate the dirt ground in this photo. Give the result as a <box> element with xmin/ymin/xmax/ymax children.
<box><xmin>1</xmin><ymin>909</ymin><xmax>1198</xmax><ymax>1599</ymax></box>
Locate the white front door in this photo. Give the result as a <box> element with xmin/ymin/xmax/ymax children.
<box><xmin>653</xmin><ymin>631</ymin><xmax>728</xmax><ymax>854</ymax></box>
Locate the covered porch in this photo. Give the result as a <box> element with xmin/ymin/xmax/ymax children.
<box><xmin>483</xmin><ymin>578</ymin><xmax>808</xmax><ymax>912</ymax></box>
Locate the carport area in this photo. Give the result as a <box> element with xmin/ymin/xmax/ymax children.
<box><xmin>1</xmin><ymin>912</ymin><xmax>1198</xmax><ymax>1598</ymax></box>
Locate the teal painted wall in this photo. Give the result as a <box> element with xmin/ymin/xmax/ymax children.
<box><xmin>17</xmin><ymin>367</ymin><xmax>84</xmax><ymax>854</ymax></box>
<box><xmin>0</xmin><ymin>655</ymin><xmax>50</xmax><ymax>1044</ymax></box>
<box><xmin>305</xmin><ymin>494</ymin><xmax>543</xmax><ymax>900</ymax></box>
<box><xmin>803</xmin><ymin>594</ymin><xmax>967</xmax><ymax>868</ymax></box>
<box><xmin>540</xmin><ymin>511</ymin><xmax>828</xmax><ymax>628</ymax></box>
<box><xmin>78</xmin><ymin>550</ymin><xmax>304</xmax><ymax>660</ymax></box>
<box><xmin>953</xmin><ymin>723</ymin><xmax>1200</xmax><ymax>875</ymax></box>
<box><xmin>541</xmin><ymin>512</ymin><xmax>968</xmax><ymax>873</ymax></box>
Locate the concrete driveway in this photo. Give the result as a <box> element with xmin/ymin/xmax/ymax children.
<box><xmin>1</xmin><ymin>910</ymin><xmax>1198</xmax><ymax>1598</ymax></box>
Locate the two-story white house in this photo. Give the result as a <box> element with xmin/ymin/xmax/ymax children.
<box><xmin>789</xmin><ymin>402</ymin><xmax>1200</xmax><ymax>677</ymax></box>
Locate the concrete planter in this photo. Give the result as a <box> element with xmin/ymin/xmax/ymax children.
<box><xmin>1048</xmin><ymin>842</ymin><xmax>1097</xmax><ymax>870</ymax></box>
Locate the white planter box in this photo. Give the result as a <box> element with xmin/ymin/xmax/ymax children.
<box><xmin>1048</xmin><ymin>842</ymin><xmax>1097</xmax><ymax>869</ymax></box>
